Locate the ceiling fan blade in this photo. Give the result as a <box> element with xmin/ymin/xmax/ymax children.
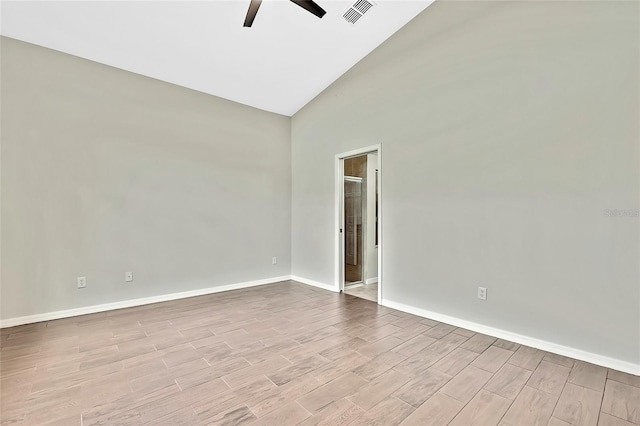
<box><xmin>243</xmin><ymin>0</ymin><xmax>263</xmax><ymax>27</ymax></box>
<box><xmin>289</xmin><ymin>0</ymin><xmax>327</xmax><ymax>19</ymax></box>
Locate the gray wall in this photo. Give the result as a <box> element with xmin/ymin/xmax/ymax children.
<box><xmin>1</xmin><ymin>37</ymin><xmax>292</xmax><ymax>320</ymax></box>
<box><xmin>292</xmin><ymin>1</ymin><xmax>639</xmax><ymax>365</ymax></box>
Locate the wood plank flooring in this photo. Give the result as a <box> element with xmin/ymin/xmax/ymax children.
<box><xmin>344</xmin><ymin>284</ymin><xmax>378</xmax><ymax>302</ymax></box>
<box><xmin>1</xmin><ymin>280</ymin><xmax>638</xmax><ymax>425</ymax></box>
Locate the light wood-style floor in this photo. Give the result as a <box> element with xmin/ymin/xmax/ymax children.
<box><xmin>1</xmin><ymin>281</ymin><xmax>638</xmax><ymax>426</ymax></box>
<box><xmin>344</xmin><ymin>283</ymin><xmax>378</xmax><ymax>302</ymax></box>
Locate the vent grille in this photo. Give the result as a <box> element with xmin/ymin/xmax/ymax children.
<box><xmin>353</xmin><ymin>0</ymin><xmax>373</xmax><ymax>14</ymax></box>
<box><xmin>343</xmin><ymin>0</ymin><xmax>375</xmax><ymax>24</ymax></box>
<box><xmin>343</xmin><ymin>8</ymin><xmax>362</xmax><ymax>24</ymax></box>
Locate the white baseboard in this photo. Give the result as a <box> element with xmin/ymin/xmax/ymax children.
<box><xmin>365</xmin><ymin>278</ymin><xmax>378</xmax><ymax>285</ymax></box>
<box><xmin>381</xmin><ymin>299</ymin><xmax>640</xmax><ymax>376</ymax></box>
<box><xmin>4</xmin><ymin>277</ymin><xmax>636</xmax><ymax>375</ymax></box>
<box><xmin>290</xmin><ymin>275</ymin><xmax>338</xmax><ymax>293</ymax></box>
<box><xmin>0</xmin><ymin>276</ymin><xmax>291</xmax><ymax>329</ymax></box>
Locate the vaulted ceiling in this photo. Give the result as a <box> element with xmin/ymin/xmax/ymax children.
<box><xmin>1</xmin><ymin>0</ymin><xmax>434</xmax><ymax>115</ymax></box>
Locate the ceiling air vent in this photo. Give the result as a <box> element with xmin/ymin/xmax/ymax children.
<box><xmin>343</xmin><ymin>0</ymin><xmax>375</xmax><ymax>24</ymax></box>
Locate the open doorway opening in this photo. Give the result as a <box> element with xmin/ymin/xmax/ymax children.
<box><xmin>336</xmin><ymin>146</ymin><xmax>381</xmax><ymax>303</ymax></box>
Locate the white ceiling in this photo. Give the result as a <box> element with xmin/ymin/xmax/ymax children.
<box><xmin>1</xmin><ymin>0</ymin><xmax>434</xmax><ymax>116</ymax></box>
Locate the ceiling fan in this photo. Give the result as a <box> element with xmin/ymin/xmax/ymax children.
<box><xmin>243</xmin><ymin>0</ymin><xmax>327</xmax><ymax>27</ymax></box>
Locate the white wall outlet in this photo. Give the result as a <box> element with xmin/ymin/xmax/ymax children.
<box><xmin>77</xmin><ymin>277</ymin><xmax>87</xmax><ymax>289</ymax></box>
<box><xmin>272</xmin><ymin>257</ymin><xmax>277</xmax><ymax>265</ymax></box>
<box><xmin>125</xmin><ymin>272</ymin><xmax>133</xmax><ymax>282</ymax></box>
<box><xmin>477</xmin><ymin>286</ymin><xmax>487</xmax><ymax>300</ymax></box>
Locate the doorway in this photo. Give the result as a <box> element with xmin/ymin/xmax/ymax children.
<box><xmin>335</xmin><ymin>145</ymin><xmax>381</xmax><ymax>304</ymax></box>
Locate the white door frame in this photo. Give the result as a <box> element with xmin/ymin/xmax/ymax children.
<box><xmin>335</xmin><ymin>144</ymin><xmax>382</xmax><ymax>304</ymax></box>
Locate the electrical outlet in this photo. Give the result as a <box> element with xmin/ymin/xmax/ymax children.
<box><xmin>477</xmin><ymin>286</ymin><xmax>487</xmax><ymax>300</ymax></box>
<box><xmin>272</xmin><ymin>257</ymin><xmax>277</xmax><ymax>265</ymax></box>
<box><xmin>125</xmin><ymin>272</ymin><xmax>133</xmax><ymax>282</ymax></box>
<box><xmin>77</xmin><ymin>277</ymin><xmax>86</xmax><ymax>289</ymax></box>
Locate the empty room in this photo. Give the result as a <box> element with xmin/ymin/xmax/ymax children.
<box><xmin>1</xmin><ymin>0</ymin><xmax>639</xmax><ymax>425</ymax></box>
